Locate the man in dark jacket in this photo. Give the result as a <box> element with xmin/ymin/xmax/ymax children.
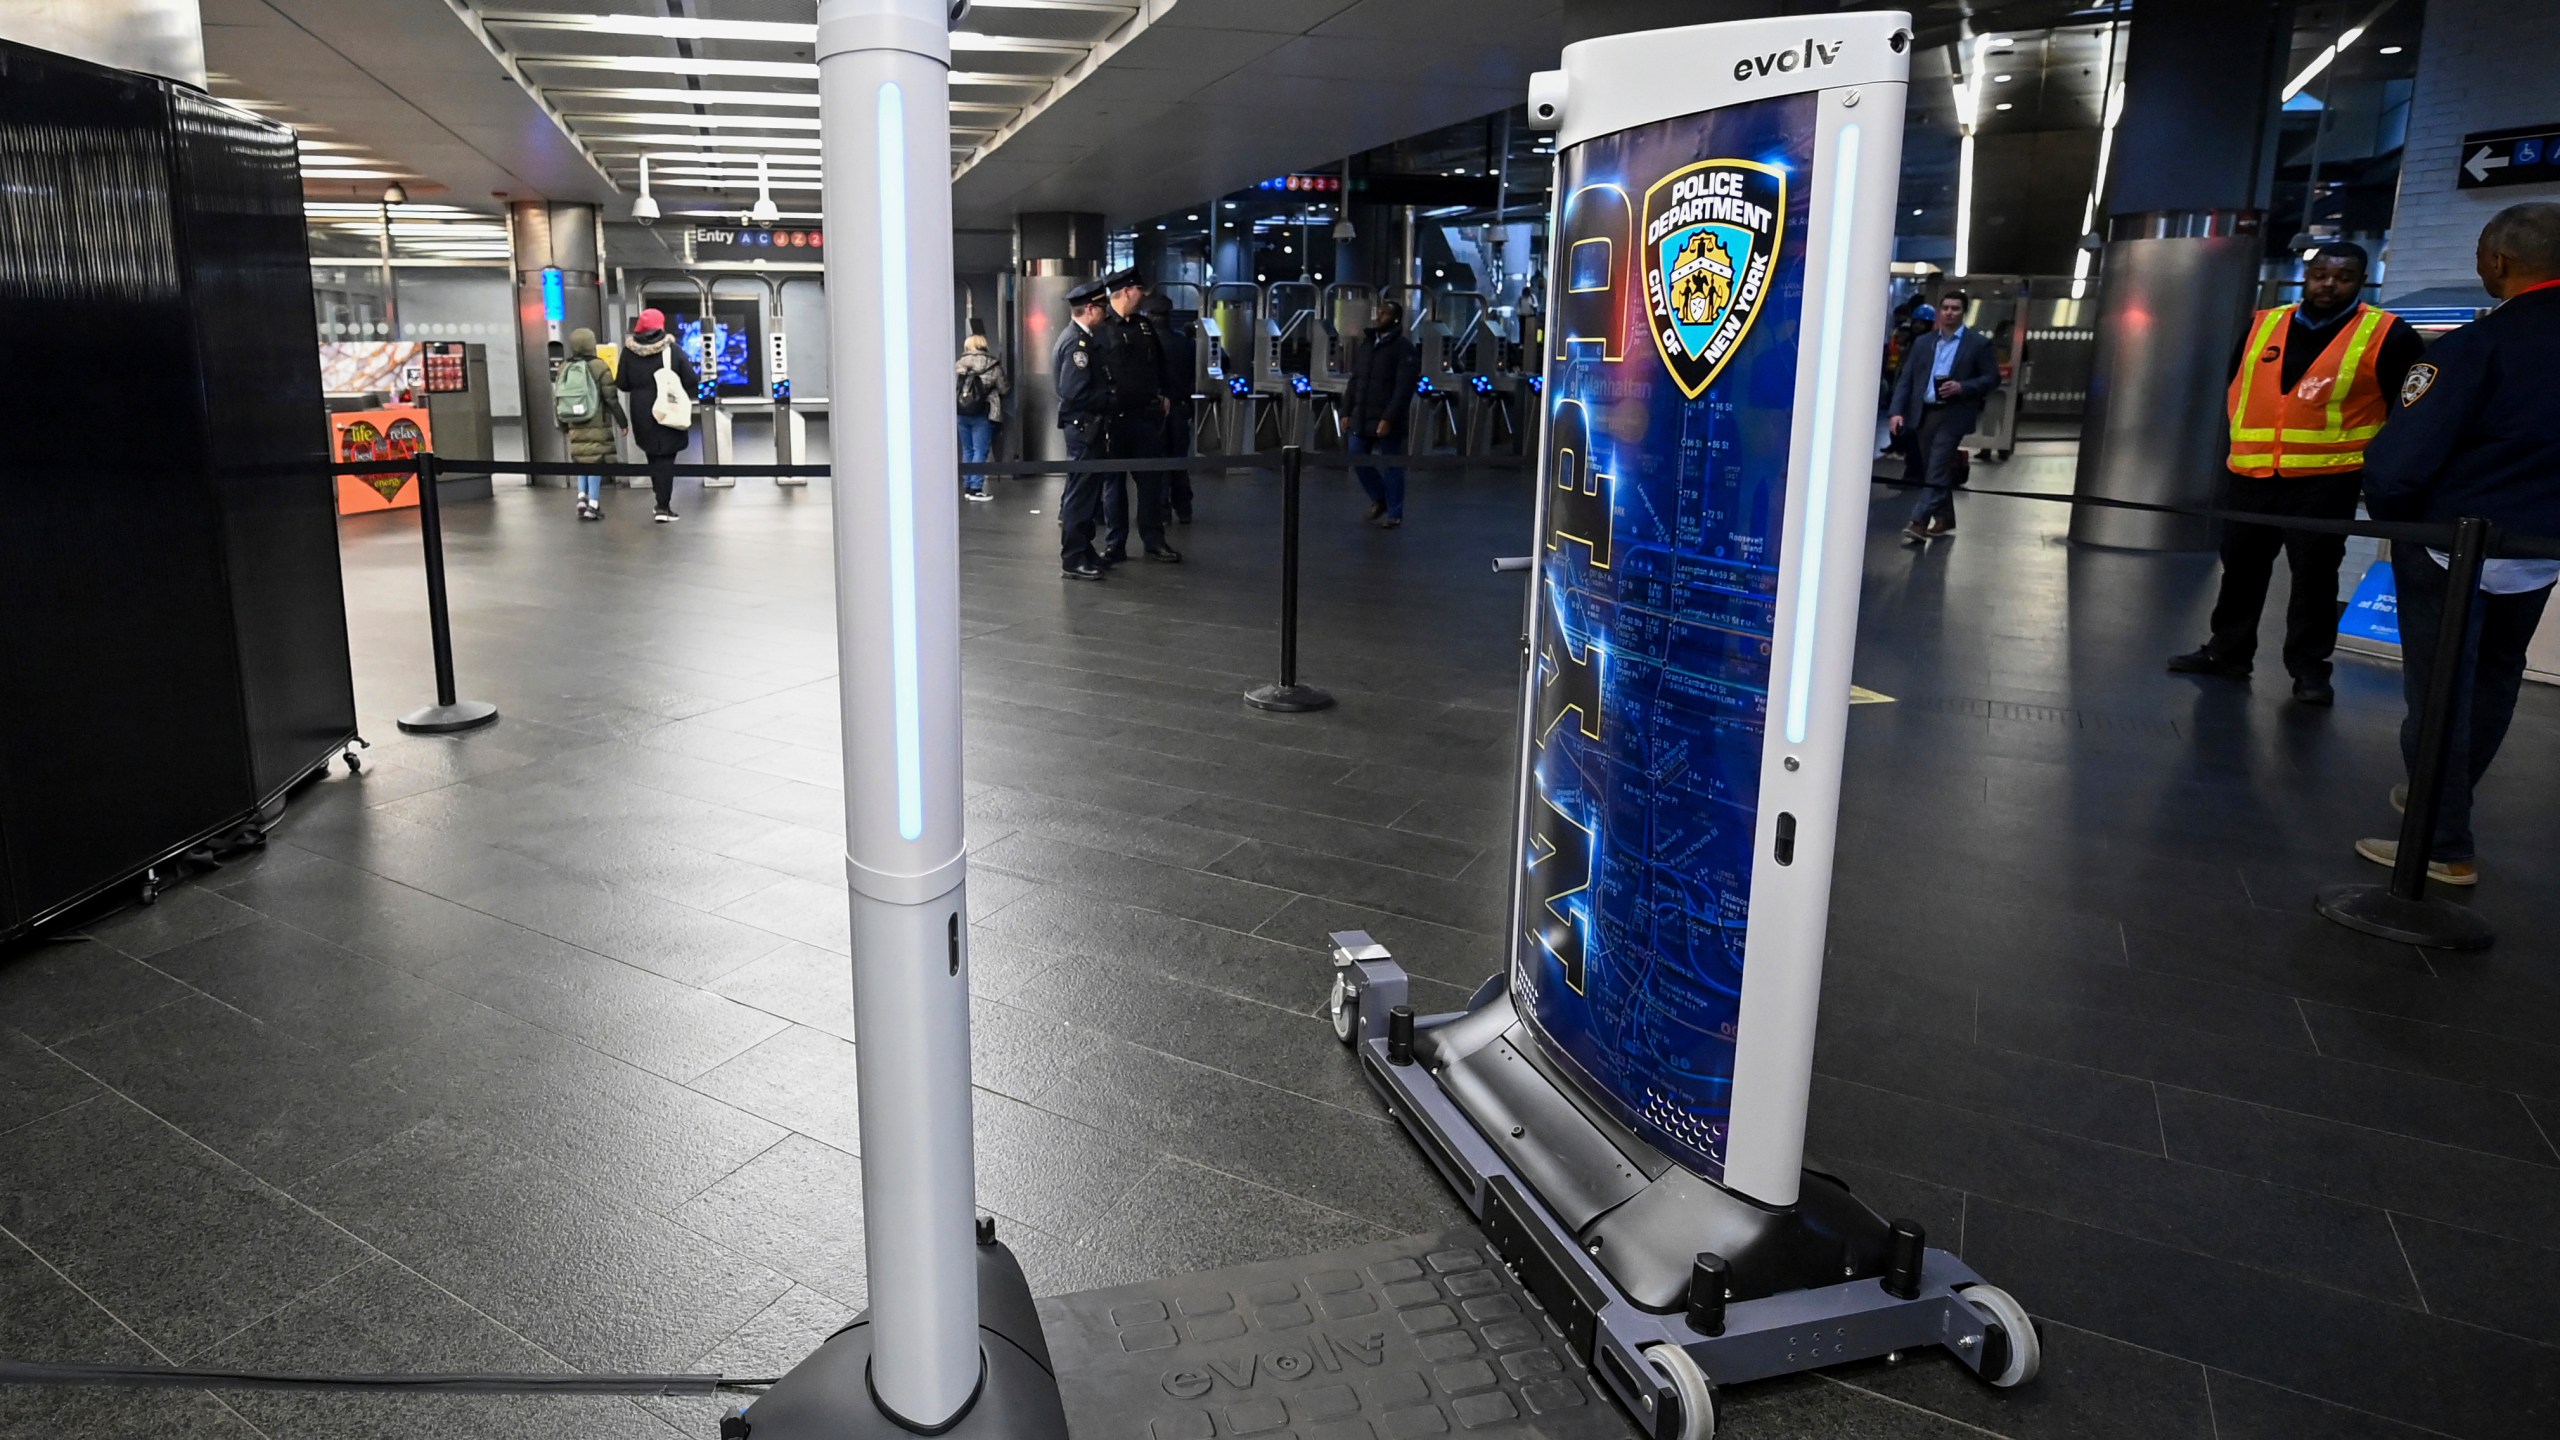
<box><xmin>616</xmin><ymin>307</ymin><xmax>701</xmax><ymax>522</ymax></box>
<box><xmin>1344</xmin><ymin>298</ymin><xmax>1420</xmax><ymax>527</ymax></box>
<box><xmin>1142</xmin><ymin>290</ymin><xmax>1197</xmax><ymax>522</ymax></box>
<box><xmin>1886</xmin><ymin>289</ymin><xmax>2003</xmax><ymax>540</ymax></box>
<box><xmin>2353</xmin><ymin>202</ymin><xmax>2560</xmax><ymax>885</ymax></box>
<box><xmin>1095</xmin><ymin>269</ymin><xmax>1178</xmax><ymax>563</ymax></box>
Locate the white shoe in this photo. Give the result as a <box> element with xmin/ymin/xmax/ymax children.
<box><xmin>654</xmin><ymin>510</ymin><xmax>676</xmax><ymax>523</ymax></box>
<box><xmin>964</xmin><ymin>490</ymin><xmax>993</xmax><ymax>503</ymax></box>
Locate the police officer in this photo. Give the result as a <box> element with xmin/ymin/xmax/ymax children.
<box><xmin>1095</xmin><ymin>267</ymin><xmax>1180</xmax><ymax>563</ymax></box>
<box><xmin>1053</xmin><ymin>277</ymin><xmax>1114</xmax><ymax>580</ymax></box>
<box><xmin>2357</xmin><ymin>201</ymin><xmax>2560</xmax><ymax>884</ymax></box>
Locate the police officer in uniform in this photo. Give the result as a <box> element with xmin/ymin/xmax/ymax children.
<box><xmin>2355</xmin><ymin>202</ymin><xmax>2560</xmax><ymax>884</ymax></box>
<box><xmin>1053</xmin><ymin>277</ymin><xmax>1114</xmax><ymax>580</ymax></box>
<box><xmin>1095</xmin><ymin>267</ymin><xmax>1180</xmax><ymax>564</ymax></box>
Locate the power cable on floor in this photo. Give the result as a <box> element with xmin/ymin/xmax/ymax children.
<box><xmin>0</xmin><ymin>1360</ymin><xmax>777</xmax><ymax>1395</ymax></box>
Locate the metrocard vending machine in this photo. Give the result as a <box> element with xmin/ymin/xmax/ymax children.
<box><xmin>1332</xmin><ymin>15</ymin><xmax>2042</xmax><ymax>1437</ymax></box>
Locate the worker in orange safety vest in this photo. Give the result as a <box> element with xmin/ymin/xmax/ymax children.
<box><xmin>2167</xmin><ymin>242</ymin><xmax>2425</xmax><ymax>706</ymax></box>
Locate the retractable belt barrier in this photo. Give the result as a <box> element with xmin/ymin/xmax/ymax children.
<box><xmin>1876</xmin><ymin>470</ymin><xmax>2560</xmax><ymax>560</ymax></box>
<box><xmin>330</xmin><ymin>447</ymin><xmax>2551</xmax><ymax>950</ymax></box>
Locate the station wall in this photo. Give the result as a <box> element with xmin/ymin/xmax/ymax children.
<box><xmin>2386</xmin><ymin>0</ymin><xmax>2560</xmax><ymax>299</ymax></box>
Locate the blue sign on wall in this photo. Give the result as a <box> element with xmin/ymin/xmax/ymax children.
<box><xmin>1514</xmin><ymin>91</ymin><xmax>1814</xmax><ymax>1183</ymax></box>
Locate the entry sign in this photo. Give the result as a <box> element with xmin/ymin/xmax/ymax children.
<box><xmin>1512</xmin><ymin>15</ymin><xmax>1904</xmax><ymax>1196</ymax></box>
<box><xmin>2457</xmin><ymin>125</ymin><xmax>2560</xmax><ymax>189</ymax></box>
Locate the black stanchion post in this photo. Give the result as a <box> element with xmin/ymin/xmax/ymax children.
<box><xmin>2316</xmin><ymin>515</ymin><xmax>2494</xmax><ymax>950</ymax></box>
<box><xmin>1245</xmin><ymin>445</ymin><xmax>1336</xmax><ymax>712</ymax></box>
<box><xmin>396</xmin><ymin>451</ymin><xmax>501</xmax><ymax>735</ymax></box>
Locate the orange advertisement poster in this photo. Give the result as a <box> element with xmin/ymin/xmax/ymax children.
<box><xmin>332</xmin><ymin>406</ymin><xmax>433</xmax><ymax>514</ymax></box>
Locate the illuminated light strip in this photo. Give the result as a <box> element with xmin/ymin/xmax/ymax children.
<box><xmin>877</xmin><ymin>81</ymin><xmax>924</xmax><ymax>843</ymax></box>
<box><xmin>1785</xmin><ymin>121</ymin><xmax>1860</xmax><ymax>748</ymax></box>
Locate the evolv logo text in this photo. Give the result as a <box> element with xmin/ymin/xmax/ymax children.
<box><xmin>1733</xmin><ymin>39</ymin><xmax>1842</xmax><ymax>82</ymax></box>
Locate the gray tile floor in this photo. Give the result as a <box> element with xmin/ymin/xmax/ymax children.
<box><xmin>3</xmin><ymin>450</ymin><xmax>2556</xmax><ymax>1438</ymax></box>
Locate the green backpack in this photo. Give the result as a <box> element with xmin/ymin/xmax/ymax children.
<box><xmin>554</xmin><ymin>357</ymin><xmax>602</xmax><ymax>425</ymax></box>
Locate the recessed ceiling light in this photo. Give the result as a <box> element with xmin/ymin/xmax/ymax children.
<box><xmin>1187</xmin><ymin>214</ymin><xmax>1200</xmax><ymax>220</ymax></box>
<box><xmin>1155</xmin><ymin>223</ymin><xmax>1166</xmax><ymax>230</ymax></box>
<box><xmin>1988</xmin><ymin>36</ymin><xmax>2013</xmax><ymax>49</ymax></box>
<box><xmin>1995</xmin><ymin>102</ymin><xmax>2014</xmax><ymax>111</ymax></box>
<box><xmin>1223</xmin><ymin>203</ymin><xmax>1237</xmax><ymax>209</ymax></box>
<box><xmin>2378</xmin><ymin>44</ymin><xmax>2404</xmax><ymax>54</ymax></box>
<box><xmin>1993</xmin><ymin>74</ymin><xmax>2013</xmax><ymax>83</ymax></box>
<box><xmin>1911</xmin><ymin>208</ymin><xmax>1923</xmax><ymax>215</ymax></box>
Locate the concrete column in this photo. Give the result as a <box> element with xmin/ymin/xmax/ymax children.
<box><xmin>1012</xmin><ymin>211</ymin><xmax>1102</xmax><ymax>462</ymax></box>
<box><xmin>2068</xmin><ymin>0</ymin><xmax>2291</xmax><ymax>552</ymax></box>
<box><xmin>508</xmin><ymin>201</ymin><xmax>606</xmax><ymax>474</ymax></box>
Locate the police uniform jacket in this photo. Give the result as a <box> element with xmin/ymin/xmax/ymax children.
<box><xmin>1052</xmin><ymin>318</ymin><xmax>1109</xmax><ymax>428</ymax></box>
<box><xmin>2362</xmin><ymin>282</ymin><xmax>2560</xmax><ymax>539</ymax></box>
<box><xmin>1098</xmin><ymin>312</ymin><xmax>1168</xmax><ymax>417</ymax></box>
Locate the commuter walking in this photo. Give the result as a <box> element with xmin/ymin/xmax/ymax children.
<box><xmin>1096</xmin><ymin>268</ymin><xmax>1179</xmax><ymax>563</ymax></box>
<box><xmin>2167</xmin><ymin>244</ymin><xmax>2423</xmax><ymax>704</ymax></box>
<box><xmin>2354</xmin><ymin>203</ymin><xmax>2560</xmax><ymax>885</ymax></box>
<box><xmin>1887</xmin><ymin>290</ymin><xmax>2001</xmax><ymax>541</ymax></box>
<box><xmin>616</xmin><ymin>307</ymin><xmax>699</xmax><ymax>523</ymax></box>
<box><xmin>557</xmin><ymin>326</ymin><xmax>627</xmax><ymax>521</ymax></box>
<box><xmin>955</xmin><ymin>332</ymin><xmax>1009</xmax><ymax>502</ymax></box>
<box><xmin>1142</xmin><ymin>290</ymin><xmax>1197</xmax><ymax>523</ymax></box>
<box><xmin>1344</xmin><ymin>297</ymin><xmax>1419</xmax><ymax>527</ymax></box>
<box><xmin>1053</xmin><ymin>278</ymin><xmax>1115</xmax><ymax>580</ymax></box>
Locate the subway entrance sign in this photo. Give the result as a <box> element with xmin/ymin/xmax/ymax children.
<box><xmin>2457</xmin><ymin>125</ymin><xmax>2560</xmax><ymax>189</ymax></box>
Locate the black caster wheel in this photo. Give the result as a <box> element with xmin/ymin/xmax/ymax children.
<box><xmin>1328</xmin><ymin>971</ymin><xmax>1358</xmax><ymax>1047</ymax></box>
<box><xmin>344</xmin><ymin>750</ymin><xmax>363</xmax><ymax>772</ymax></box>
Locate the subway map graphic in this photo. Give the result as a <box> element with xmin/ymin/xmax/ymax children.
<box><xmin>1513</xmin><ymin>91</ymin><xmax>1814</xmax><ymax>1182</ymax></box>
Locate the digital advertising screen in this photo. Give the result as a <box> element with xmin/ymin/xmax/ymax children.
<box><xmin>658</xmin><ymin>297</ymin><xmax>764</xmax><ymax>399</ymax></box>
<box><xmin>1513</xmin><ymin>90</ymin><xmax>1816</xmax><ymax>1184</ymax></box>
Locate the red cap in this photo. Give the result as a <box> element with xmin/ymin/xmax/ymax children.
<box><xmin>636</xmin><ymin>307</ymin><xmax>667</xmax><ymax>333</ymax></box>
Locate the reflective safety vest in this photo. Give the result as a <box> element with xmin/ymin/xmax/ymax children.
<box><xmin>2226</xmin><ymin>303</ymin><xmax>2392</xmax><ymax>476</ymax></box>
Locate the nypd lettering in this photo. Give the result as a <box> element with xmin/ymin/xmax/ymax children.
<box><xmin>1641</xmin><ymin>160</ymin><xmax>1786</xmax><ymax>399</ymax></box>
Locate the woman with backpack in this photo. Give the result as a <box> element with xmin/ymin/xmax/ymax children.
<box><xmin>954</xmin><ymin>333</ymin><xmax>1008</xmax><ymax>502</ymax></box>
<box><xmin>556</xmin><ymin>327</ymin><xmax>627</xmax><ymax>521</ymax></box>
<box><xmin>617</xmin><ymin>307</ymin><xmax>701</xmax><ymax>523</ymax></box>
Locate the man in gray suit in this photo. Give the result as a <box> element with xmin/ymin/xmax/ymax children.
<box><xmin>1887</xmin><ymin>289</ymin><xmax>2005</xmax><ymax>541</ymax></box>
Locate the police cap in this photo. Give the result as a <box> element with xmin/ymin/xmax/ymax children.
<box><xmin>1102</xmin><ymin>266</ymin><xmax>1147</xmax><ymax>294</ymax></box>
<box><xmin>1065</xmin><ymin>277</ymin><xmax>1108</xmax><ymax>307</ymax></box>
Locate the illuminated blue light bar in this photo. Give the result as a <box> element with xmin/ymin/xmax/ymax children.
<box><xmin>540</xmin><ymin>267</ymin><xmax>565</xmax><ymax>325</ymax></box>
<box><xmin>877</xmin><ymin>82</ymin><xmax>924</xmax><ymax>841</ymax></box>
<box><xmin>1785</xmin><ymin>122</ymin><xmax>1860</xmax><ymax>747</ymax></box>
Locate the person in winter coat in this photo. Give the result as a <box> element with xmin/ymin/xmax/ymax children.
<box><xmin>560</xmin><ymin>327</ymin><xmax>627</xmax><ymax>521</ymax></box>
<box><xmin>954</xmin><ymin>332</ymin><xmax>1009</xmax><ymax>501</ymax></box>
<box><xmin>1342</xmin><ymin>298</ymin><xmax>1420</xmax><ymax>527</ymax></box>
<box><xmin>616</xmin><ymin>307</ymin><xmax>701</xmax><ymax>522</ymax></box>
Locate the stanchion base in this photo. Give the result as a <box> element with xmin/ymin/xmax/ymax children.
<box><xmin>1244</xmin><ymin>683</ymin><xmax>1335</xmax><ymax>713</ymax></box>
<box><xmin>2316</xmin><ymin>883</ymin><xmax>2495</xmax><ymax>950</ymax></box>
<box><xmin>396</xmin><ymin>700</ymin><xmax>499</xmax><ymax>735</ymax></box>
<box><xmin>738</xmin><ymin>1239</ymin><xmax>1068</xmax><ymax>1440</ymax></box>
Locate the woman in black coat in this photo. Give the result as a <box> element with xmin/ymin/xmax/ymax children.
<box><xmin>616</xmin><ymin>307</ymin><xmax>702</xmax><ymax>522</ymax></box>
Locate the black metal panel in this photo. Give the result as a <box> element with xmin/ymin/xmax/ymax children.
<box><xmin>165</xmin><ymin>87</ymin><xmax>356</xmax><ymax>802</ymax></box>
<box><xmin>0</xmin><ymin>41</ymin><xmax>257</xmax><ymax>924</ymax></box>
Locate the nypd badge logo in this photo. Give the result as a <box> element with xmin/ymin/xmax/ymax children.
<box><xmin>1642</xmin><ymin>159</ymin><xmax>1786</xmax><ymax>399</ymax></box>
<box><xmin>2400</xmin><ymin>361</ymin><xmax>2437</xmax><ymax>407</ymax></box>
